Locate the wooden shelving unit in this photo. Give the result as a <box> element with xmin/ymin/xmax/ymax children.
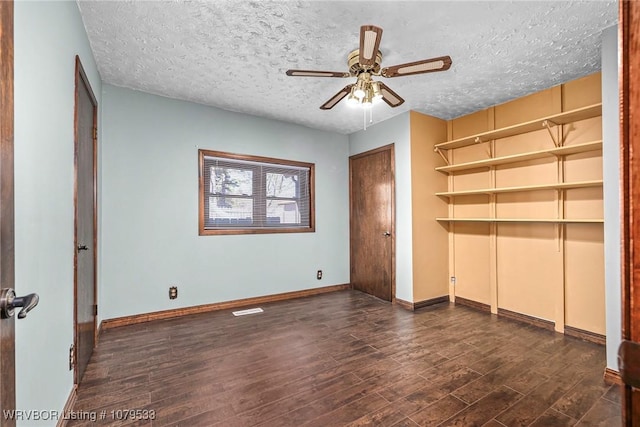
<box><xmin>435</xmin><ymin>140</ymin><xmax>602</xmax><ymax>173</ymax></box>
<box><xmin>434</xmin><ymin>102</ymin><xmax>603</xmax><ymax>225</ymax></box>
<box><xmin>434</xmin><ymin>103</ymin><xmax>602</xmax><ymax>151</ymax></box>
<box><xmin>435</xmin><ymin>74</ymin><xmax>605</xmax><ymax>338</ymax></box>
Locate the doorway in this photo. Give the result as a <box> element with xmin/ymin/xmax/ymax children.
<box><xmin>74</xmin><ymin>56</ymin><xmax>98</xmax><ymax>385</ymax></box>
<box><xmin>349</xmin><ymin>144</ymin><xmax>395</xmax><ymax>302</ymax></box>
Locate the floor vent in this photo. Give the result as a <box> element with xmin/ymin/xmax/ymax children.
<box><xmin>232</xmin><ymin>307</ymin><xmax>264</xmax><ymax>316</ymax></box>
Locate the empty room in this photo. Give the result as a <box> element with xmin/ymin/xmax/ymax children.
<box><xmin>2</xmin><ymin>0</ymin><xmax>640</xmax><ymax>426</ymax></box>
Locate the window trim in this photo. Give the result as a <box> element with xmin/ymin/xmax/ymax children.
<box><xmin>198</xmin><ymin>149</ymin><xmax>315</xmax><ymax>235</ymax></box>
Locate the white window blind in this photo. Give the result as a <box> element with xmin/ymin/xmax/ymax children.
<box><xmin>200</xmin><ymin>151</ymin><xmax>314</xmax><ymax>234</ymax></box>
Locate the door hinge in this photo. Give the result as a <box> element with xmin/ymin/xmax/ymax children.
<box><xmin>93</xmin><ymin>127</ymin><xmax>97</xmax><ymax>140</ymax></box>
<box><xmin>69</xmin><ymin>344</ymin><xmax>75</xmax><ymax>371</ymax></box>
<box><xmin>93</xmin><ymin>304</ymin><xmax>98</xmax><ymax>316</ymax></box>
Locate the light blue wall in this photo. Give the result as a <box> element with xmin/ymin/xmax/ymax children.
<box><xmin>100</xmin><ymin>85</ymin><xmax>350</xmax><ymax>320</ymax></box>
<box><xmin>602</xmin><ymin>25</ymin><xmax>621</xmax><ymax>371</ymax></box>
<box><xmin>14</xmin><ymin>1</ymin><xmax>101</xmax><ymax>424</ymax></box>
<box><xmin>348</xmin><ymin>113</ymin><xmax>413</xmax><ymax>302</ymax></box>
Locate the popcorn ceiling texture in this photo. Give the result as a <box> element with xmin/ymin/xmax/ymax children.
<box><xmin>77</xmin><ymin>1</ymin><xmax>617</xmax><ymax>135</ymax></box>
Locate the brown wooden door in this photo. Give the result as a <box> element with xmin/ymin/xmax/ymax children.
<box><xmin>349</xmin><ymin>145</ymin><xmax>395</xmax><ymax>302</ymax></box>
<box><xmin>74</xmin><ymin>57</ymin><xmax>97</xmax><ymax>384</ymax></box>
<box><xmin>620</xmin><ymin>1</ymin><xmax>640</xmax><ymax>424</ymax></box>
<box><xmin>0</xmin><ymin>1</ymin><xmax>16</xmax><ymax>424</ymax></box>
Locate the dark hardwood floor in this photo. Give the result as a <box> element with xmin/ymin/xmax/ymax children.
<box><xmin>69</xmin><ymin>290</ymin><xmax>621</xmax><ymax>426</ymax></box>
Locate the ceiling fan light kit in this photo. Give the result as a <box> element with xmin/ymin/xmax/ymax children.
<box><xmin>347</xmin><ymin>72</ymin><xmax>382</xmax><ymax>109</ymax></box>
<box><xmin>285</xmin><ymin>24</ymin><xmax>452</xmax><ymax>129</ymax></box>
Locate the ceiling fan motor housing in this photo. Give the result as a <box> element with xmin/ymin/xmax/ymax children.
<box><xmin>348</xmin><ymin>49</ymin><xmax>383</xmax><ymax>75</ymax></box>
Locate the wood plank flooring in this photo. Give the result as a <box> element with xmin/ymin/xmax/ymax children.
<box><xmin>69</xmin><ymin>290</ymin><xmax>621</xmax><ymax>426</ymax></box>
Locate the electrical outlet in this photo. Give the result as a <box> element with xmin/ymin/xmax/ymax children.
<box><xmin>169</xmin><ymin>286</ymin><xmax>178</xmax><ymax>300</ymax></box>
<box><xmin>317</xmin><ymin>270</ymin><xmax>322</xmax><ymax>280</ymax></box>
<box><xmin>450</xmin><ymin>276</ymin><xmax>456</xmax><ymax>284</ymax></box>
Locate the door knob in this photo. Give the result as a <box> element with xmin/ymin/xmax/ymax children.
<box><xmin>77</xmin><ymin>245</ymin><xmax>88</xmax><ymax>251</ymax></box>
<box><xmin>383</xmin><ymin>231</ymin><xmax>391</xmax><ymax>237</ymax></box>
<box><xmin>0</xmin><ymin>288</ymin><xmax>39</xmax><ymax>319</ymax></box>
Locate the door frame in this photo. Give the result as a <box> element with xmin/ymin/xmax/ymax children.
<box><xmin>73</xmin><ymin>55</ymin><xmax>98</xmax><ymax>385</ymax></box>
<box><xmin>349</xmin><ymin>144</ymin><xmax>396</xmax><ymax>302</ymax></box>
<box><xmin>620</xmin><ymin>0</ymin><xmax>640</xmax><ymax>423</ymax></box>
<box><xmin>0</xmin><ymin>0</ymin><xmax>15</xmax><ymax>422</ymax></box>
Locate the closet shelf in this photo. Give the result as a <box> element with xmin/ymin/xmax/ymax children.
<box><xmin>434</xmin><ymin>103</ymin><xmax>602</xmax><ymax>151</ymax></box>
<box><xmin>435</xmin><ymin>140</ymin><xmax>602</xmax><ymax>173</ymax></box>
<box><xmin>436</xmin><ymin>218</ymin><xmax>604</xmax><ymax>224</ymax></box>
<box><xmin>435</xmin><ymin>180</ymin><xmax>602</xmax><ymax>197</ymax></box>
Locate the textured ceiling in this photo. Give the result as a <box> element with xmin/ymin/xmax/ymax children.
<box><xmin>77</xmin><ymin>1</ymin><xmax>617</xmax><ymax>135</ymax></box>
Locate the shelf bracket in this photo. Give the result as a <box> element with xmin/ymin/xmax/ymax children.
<box><xmin>434</xmin><ymin>147</ymin><xmax>450</xmax><ymax>165</ymax></box>
<box><xmin>474</xmin><ymin>137</ymin><xmax>493</xmax><ymax>157</ymax></box>
<box><xmin>542</xmin><ymin>120</ymin><xmax>560</xmax><ymax>147</ymax></box>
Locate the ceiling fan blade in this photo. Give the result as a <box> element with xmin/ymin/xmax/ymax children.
<box><xmin>378</xmin><ymin>83</ymin><xmax>405</xmax><ymax>107</ymax></box>
<box><xmin>320</xmin><ymin>85</ymin><xmax>353</xmax><ymax>110</ymax></box>
<box><xmin>381</xmin><ymin>55</ymin><xmax>452</xmax><ymax>78</ymax></box>
<box><xmin>286</xmin><ymin>69</ymin><xmax>350</xmax><ymax>77</ymax></box>
<box><xmin>359</xmin><ymin>25</ymin><xmax>383</xmax><ymax>68</ymax></box>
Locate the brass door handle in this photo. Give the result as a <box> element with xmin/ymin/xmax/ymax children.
<box><xmin>383</xmin><ymin>231</ymin><xmax>391</xmax><ymax>237</ymax></box>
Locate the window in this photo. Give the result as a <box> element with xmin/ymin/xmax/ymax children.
<box><xmin>199</xmin><ymin>150</ymin><xmax>315</xmax><ymax>235</ymax></box>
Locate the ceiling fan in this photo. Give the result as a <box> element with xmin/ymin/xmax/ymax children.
<box><xmin>285</xmin><ymin>25</ymin><xmax>452</xmax><ymax>110</ymax></box>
